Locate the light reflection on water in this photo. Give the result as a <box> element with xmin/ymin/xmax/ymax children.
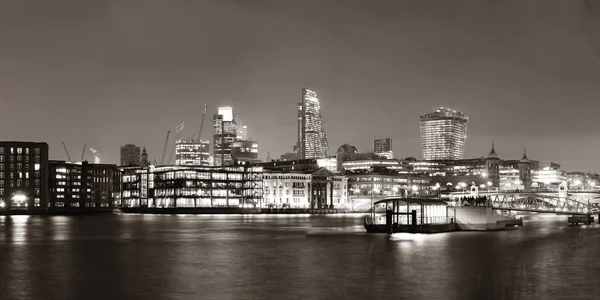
<box><xmin>0</xmin><ymin>214</ymin><xmax>598</xmax><ymax>300</ymax></box>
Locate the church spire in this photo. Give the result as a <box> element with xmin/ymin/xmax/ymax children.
<box><xmin>522</xmin><ymin>146</ymin><xmax>528</xmax><ymax>159</ymax></box>
<box><xmin>487</xmin><ymin>140</ymin><xmax>499</xmax><ymax>159</ymax></box>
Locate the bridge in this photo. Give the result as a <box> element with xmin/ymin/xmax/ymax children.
<box><xmin>447</xmin><ymin>189</ymin><xmax>598</xmax><ymax>216</ymax></box>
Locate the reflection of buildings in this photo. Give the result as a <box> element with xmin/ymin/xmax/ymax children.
<box><xmin>231</xmin><ymin>140</ymin><xmax>259</xmax><ymax>163</ymax></box>
<box><xmin>175</xmin><ymin>139</ymin><xmax>210</xmax><ymax>166</ymax></box>
<box><xmin>120</xmin><ymin>164</ymin><xmax>263</xmax><ymax>209</ymax></box>
<box><xmin>120</xmin><ymin>144</ymin><xmax>141</xmax><ymax>166</ymax></box>
<box><xmin>297</xmin><ymin>88</ymin><xmax>330</xmax><ymax>159</ymax></box>
<box><xmin>262</xmin><ymin>168</ymin><xmax>348</xmax><ymax>209</ymax></box>
<box><xmin>48</xmin><ymin>160</ymin><xmax>119</xmax><ymax>212</ymax></box>
<box><xmin>420</xmin><ymin>107</ymin><xmax>468</xmax><ymax>160</ymax></box>
<box><xmin>374</xmin><ymin>138</ymin><xmax>393</xmax><ymax>159</ymax></box>
<box><xmin>0</xmin><ymin>141</ymin><xmax>49</xmax><ymax>213</ymax></box>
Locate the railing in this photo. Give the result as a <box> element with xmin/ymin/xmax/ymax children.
<box><xmin>365</xmin><ymin>215</ymin><xmax>452</xmax><ymax>225</ymax></box>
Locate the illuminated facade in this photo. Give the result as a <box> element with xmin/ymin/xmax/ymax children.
<box><xmin>347</xmin><ymin>172</ymin><xmax>432</xmax><ymax>200</ymax></box>
<box><xmin>374</xmin><ymin>138</ymin><xmax>393</xmax><ymax>159</ymax></box>
<box><xmin>297</xmin><ymin>88</ymin><xmax>330</xmax><ymax>159</ymax></box>
<box><xmin>175</xmin><ymin>139</ymin><xmax>210</xmax><ymax>166</ymax></box>
<box><xmin>0</xmin><ymin>141</ymin><xmax>49</xmax><ymax>213</ymax></box>
<box><xmin>231</xmin><ymin>140</ymin><xmax>259</xmax><ymax>163</ymax></box>
<box><xmin>120</xmin><ymin>144</ymin><xmax>140</xmax><ymax>166</ymax></box>
<box><xmin>262</xmin><ymin>168</ymin><xmax>348</xmax><ymax>209</ymax></box>
<box><xmin>120</xmin><ymin>164</ymin><xmax>263</xmax><ymax>209</ymax></box>
<box><xmin>420</xmin><ymin>107</ymin><xmax>468</xmax><ymax>160</ymax></box>
<box><xmin>48</xmin><ymin>161</ymin><xmax>119</xmax><ymax>212</ymax></box>
<box><xmin>213</xmin><ymin>106</ymin><xmax>238</xmax><ymax>166</ymax></box>
<box><xmin>236</xmin><ymin>120</ymin><xmax>248</xmax><ymax>141</ymax></box>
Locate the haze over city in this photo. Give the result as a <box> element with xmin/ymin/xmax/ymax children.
<box><xmin>1</xmin><ymin>0</ymin><xmax>600</xmax><ymax>170</ymax></box>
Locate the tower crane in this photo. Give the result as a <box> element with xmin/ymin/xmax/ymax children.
<box><xmin>167</xmin><ymin>122</ymin><xmax>185</xmax><ymax>164</ymax></box>
<box><xmin>193</xmin><ymin>104</ymin><xmax>208</xmax><ymax>142</ymax></box>
<box><xmin>80</xmin><ymin>144</ymin><xmax>86</xmax><ymax>162</ymax></box>
<box><xmin>160</xmin><ymin>130</ymin><xmax>170</xmax><ymax>165</ymax></box>
<box><xmin>62</xmin><ymin>142</ymin><xmax>73</xmax><ymax>162</ymax></box>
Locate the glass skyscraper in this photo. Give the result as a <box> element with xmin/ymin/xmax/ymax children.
<box><xmin>297</xmin><ymin>88</ymin><xmax>330</xmax><ymax>159</ymax></box>
<box><xmin>419</xmin><ymin>107</ymin><xmax>468</xmax><ymax>160</ymax></box>
<box><xmin>213</xmin><ymin>106</ymin><xmax>238</xmax><ymax>166</ymax></box>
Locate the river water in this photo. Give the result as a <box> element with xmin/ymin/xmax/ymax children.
<box><xmin>0</xmin><ymin>214</ymin><xmax>598</xmax><ymax>300</ymax></box>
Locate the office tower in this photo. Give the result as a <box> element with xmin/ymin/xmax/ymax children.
<box><xmin>175</xmin><ymin>139</ymin><xmax>210</xmax><ymax>166</ymax></box>
<box><xmin>120</xmin><ymin>144</ymin><xmax>141</xmax><ymax>166</ymax></box>
<box><xmin>213</xmin><ymin>106</ymin><xmax>238</xmax><ymax>166</ymax></box>
<box><xmin>297</xmin><ymin>88</ymin><xmax>330</xmax><ymax>159</ymax></box>
<box><xmin>374</xmin><ymin>138</ymin><xmax>393</xmax><ymax>159</ymax></box>
<box><xmin>0</xmin><ymin>141</ymin><xmax>49</xmax><ymax>213</ymax></box>
<box><xmin>419</xmin><ymin>107</ymin><xmax>468</xmax><ymax>160</ymax></box>
<box><xmin>236</xmin><ymin>120</ymin><xmax>248</xmax><ymax>141</ymax></box>
<box><xmin>231</xmin><ymin>140</ymin><xmax>259</xmax><ymax>163</ymax></box>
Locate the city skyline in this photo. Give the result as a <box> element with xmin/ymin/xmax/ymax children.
<box><xmin>1</xmin><ymin>1</ymin><xmax>600</xmax><ymax>170</ymax></box>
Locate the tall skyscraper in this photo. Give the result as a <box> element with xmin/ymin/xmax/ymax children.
<box><xmin>175</xmin><ymin>139</ymin><xmax>210</xmax><ymax>166</ymax></box>
<box><xmin>297</xmin><ymin>88</ymin><xmax>330</xmax><ymax>159</ymax></box>
<box><xmin>120</xmin><ymin>144</ymin><xmax>140</xmax><ymax>166</ymax></box>
<box><xmin>213</xmin><ymin>106</ymin><xmax>238</xmax><ymax>166</ymax></box>
<box><xmin>374</xmin><ymin>138</ymin><xmax>393</xmax><ymax>159</ymax></box>
<box><xmin>419</xmin><ymin>107</ymin><xmax>468</xmax><ymax>160</ymax></box>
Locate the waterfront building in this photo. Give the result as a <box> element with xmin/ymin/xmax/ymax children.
<box><xmin>297</xmin><ymin>88</ymin><xmax>330</xmax><ymax>159</ymax></box>
<box><xmin>566</xmin><ymin>172</ymin><xmax>600</xmax><ymax>190</ymax></box>
<box><xmin>175</xmin><ymin>139</ymin><xmax>210</xmax><ymax>166</ymax></box>
<box><xmin>120</xmin><ymin>144</ymin><xmax>141</xmax><ymax>166</ymax></box>
<box><xmin>374</xmin><ymin>138</ymin><xmax>393</xmax><ymax>159</ymax></box>
<box><xmin>420</xmin><ymin>107</ymin><xmax>468</xmax><ymax>160</ymax></box>
<box><xmin>213</xmin><ymin>106</ymin><xmax>238</xmax><ymax>166</ymax></box>
<box><xmin>48</xmin><ymin>161</ymin><xmax>119</xmax><ymax>212</ymax></box>
<box><xmin>335</xmin><ymin>143</ymin><xmax>380</xmax><ymax>173</ymax></box>
<box><xmin>532</xmin><ymin>163</ymin><xmax>566</xmax><ymax>188</ymax></box>
<box><xmin>262</xmin><ymin>168</ymin><xmax>348</xmax><ymax>209</ymax></box>
<box><xmin>260</xmin><ymin>159</ymin><xmax>321</xmax><ymax>173</ymax></box>
<box><xmin>120</xmin><ymin>164</ymin><xmax>263</xmax><ymax>208</ymax></box>
<box><xmin>280</xmin><ymin>152</ymin><xmax>300</xmax><ymax>161</ymax></box>
<box><xmin>0</xmin><ymin>141</ymin><xmax>49</xmax><ymax>213</ymax></box>
<box><xmin>231</xmin><ymin>140</ymin><xmax>259</xmax><ymax>163</ymax></box>
<box><xmin>346</xmin><ymin>170</ymin><xmax>432</xmax><ymax>203</ymax></box>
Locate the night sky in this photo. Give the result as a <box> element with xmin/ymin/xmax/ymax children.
<box><xmin>1</xmin><ymin>0</ymin><xmax>599</xmax><ymax>171</ymax></box>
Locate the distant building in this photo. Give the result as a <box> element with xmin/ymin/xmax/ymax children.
<box><xmin>374</xmin><ymin>138</ymin><xmax>393</xmax><ymax>159</ymax></box>
<box><xmin>335</xmin><ymin>143</ymin><xmax>379</xmax><ymax>173</ymax></box>
<box><xmin>262</xmin><ymin>168</ymin><xmax>348</xmax><ymax>209</ymax></box>
<box><xmin>175</xmin><ymin>139</ymin><xmax>210</xmax><ymax>166</ymax></box>
<box><xmin>213</xmin><ymin>106</ymin><xmax>238</xmax><ymax>166</ymax></box>
<box><xmin>236</xmin><ymin>120</ymin><xmax>248</xmax><ymax>141</ymax></box>
<box><xmin>280</xmin><ymin>152</ymin><xmax>300</xmax><ymax>161</ymax></box>
<box><xmin>48</xmin><ymin>161</ymin><xmax>119</xmax><ymax>212</ymax></box>
<box><xmin>231</xmin><ymin>140</ymin><xmax>259</xmax><ymax>163</ymax></box>
<box><xmin>0</xmin><ymin>141</ymin><xmax>49</xmax><ymax>214</ymax></box>
<box><xmin>297</xmin><ymin>88</ymin><xmax>330</xmax><ymax>159</ymax></box>
<box><xmin>420</xmin><ymin>107</ymin><xmax>468</xmax><ymax>160</ymax></box>
<box><xmin>120</xmin><ymin>144</ymin><xmax>141</xmax><ymax>166</ymax></box>
<box><xmin>120</xmin><ymin>164</ymin><xmax>263</xmax><ymax>208</ymax></box>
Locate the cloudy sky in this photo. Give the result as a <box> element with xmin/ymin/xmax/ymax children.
<box><xmin>1</xmin><ymin>0</ymin><xmax>599</xmax><ymax>170</ymax></box>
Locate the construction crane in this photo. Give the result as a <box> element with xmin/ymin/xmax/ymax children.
<box><xmin>62</xmin><ymin>142</ymin><xmax>73</xmax><ymax>162</ymax></box>
<box><xmin>80</xmin><ymin>144</ymin><xmax>86</xmax><ymax>162</ymax></box>
<box><xmin>193</xmin><ymin>104</ymin><xmax>208</xmax><ymax>142</ymax></box>
<box><xmin>167</xmin><ymin>122</ymin><xmax>184</xmax><ymax>164</ymax></box>
<box><xmin>160</xmin><ymin>130</ymin><xmax>170</xmax><ymax>165</ymax></box>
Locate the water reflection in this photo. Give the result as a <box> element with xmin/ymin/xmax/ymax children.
<box><xmin>0</xmin><ymin>215</ymin><xmax>598</xmax><ymax>300</ymax></box>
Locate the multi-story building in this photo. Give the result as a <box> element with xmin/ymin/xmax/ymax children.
<box><xmin>175</xmin><ymin>139</ymin><xmax>210</xmax><ymax>166</ymax></box>
<box><xmin>0</xmin><ymin>141</ymin><xmax>49</xmax><ymax>214</ymax></box>
<box><xmin>231</xmin><ymin>140</ymin><xmax>259</xmax><ymax>163</ymax></box>
<box><xmin>420</xmin><ymin>107</ymin><xmax>468</xmax><ymax>160</ymax></box>
<box><xmin>213</xmin><ymin>106</ymin><xmax>238</xmax><ymax>166</ymax></box>
<box><xmin>262</xmin><ymin>168</ymin><xmax>348</xmax><ymax>209</ymax></box>
<box><xmin>120</xmin><ymin>144</ymin><xmax>141</xmax><ymax>166</ymax></box>
<box><xmin>346</xmin><ymin>171</ymin><xmax>432</xmax><ymax>200</ymax></box>
<box><xmin>48</xmin><ymin>161</ymin><xmax>119</xmax><ymax>212</ymax></box>
<box><xmin>297</xmin><ymin>88</ymin><xmax>330</xmax><ymax>159</ymax></box>
<box><xmin>374</xmin><ymin>138</ymin><xmax>393</xmax><ymax>159</ymax></box>
<box><xmin>120</xmin><ymin>164</ymin><xmax>263</xmax><ymax>209</ymax></box>
<box><xmin>236</xmin><ymin>120</ymin><xmax>248</xmax><ymax>141</ymax></box>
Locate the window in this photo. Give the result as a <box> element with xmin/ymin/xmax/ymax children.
<box><xmin>9</xmin><ymin>156</ymin><xmax>14</xmax><ymax>163</ymax></box>
<box><xmin>10</xmin><ymin>180</ymin><xmax>14</xmax><ymax>187</ymax></box>
<box><xmin>9</xmin><ymin>164</ymin><xmax>14</xmax><ymax>171</ymax></box>
<box><xmin>0</xmin><ymin>188</ymin><xmax>3</xmax><ymax>195</ymax></box>
<box><xmin>34</xmin><ymin>148</ymin><xmax>40</xmax><ymax>155</ymax></box>
<box><xmin>16</xmin><ymin>179</ymin><xmax>21</xmax><ymax>187</ymax></box>
<box><xmin>0</xmin><ymin>180</ymin><xmax>3</xmax><ymax>187</ymax></box>
<box><xmin>25</xmin><ymin>156</ymin><xmax>29</xmax><ymax>163</ymax></box>
<box><xmin>34</xmin><ymin>188</ymin><xmax>40</xmax><ymax>195</ymax></box>
<box><xmin>17</xmin><ymin>148</ymin><xmax>22</xmax><ymax>154</ymax></box>
<box><xmin>10</xmin><ymin>147</ymin><xmax>13</xmax><ymax>154</ymax></box>
<box><xmin>34</xmin><ymin>163</ymin><xmax>40</xmax><ymax>171</ymax></box>
<box><xmin>0</xmin><ymin>148</ymin><xmax>3</xmax><ymax>154</ymax></box>
<box><xmin>34</xmin><ymin>156</ymin><xmax>40</xmax><ymax>163</ymax></box>
<box><xmin>0</xmin><ymin>165</ymin><xmax>3</xmax><ymax>171</ymax></box>
<box><xmin>25</xmin><ymin>148</ymin><xmax>29</xmax><ymax>155</ymax></box>
<box><xmin>0</xmin><ymin>155</ymin><xmax>3</xmax><ymax>162</ymax></box>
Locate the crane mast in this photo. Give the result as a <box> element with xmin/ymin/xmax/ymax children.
<box><xmin>193</xmin><ymin>104</ymin><xmax>208</xmax><ymax>142</ymax></box>
<box><xmin>62</xmin><ymin>142</ymin><xmax>73</xmax><ymax>162</ymax></box>
<box><xmin>160</xmin><ymin>130</ymin><xmax>170</xmax><ymax>165</ymax></box>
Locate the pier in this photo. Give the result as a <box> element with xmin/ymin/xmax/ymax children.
<box><xmin>364</xmin><ymin>198</ymin><xmax>456</xmax><ymax>234</ymax></box>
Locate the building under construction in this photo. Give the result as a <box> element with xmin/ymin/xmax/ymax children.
<box><xmin>175</xmin><ymin>139</ymin><xmax>210</xmax><ymax>166</ymax></box>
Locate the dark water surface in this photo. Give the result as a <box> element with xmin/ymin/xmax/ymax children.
<box><xmin>0</xmin><ymin>214</ymin><xmax>599</xmax><ymax>300</ymax></box>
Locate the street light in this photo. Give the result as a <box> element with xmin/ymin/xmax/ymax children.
<box><xmin>487</xmin><ymin>181</ymin><xmax>492</xmax><ymax>193</ymax></box>
<box><xmin>392</xmin><ymin>186</ymin><xmax>399</xmax><ymax>196</ymax></box>
<box><xmin>411</xmin><ymin>185</ymin><xmax>419</xmax><ymax>197</ymax></box>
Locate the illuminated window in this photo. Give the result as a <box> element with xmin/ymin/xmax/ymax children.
<box><xmin>17</xmin><ymin>148</ymin><xmax>22</xmax><ymax>154</ymax></box>
<box><xmin>34</xmin><ymin>163</ymin><xmax>40</xmax><ymax>171</ymax></box>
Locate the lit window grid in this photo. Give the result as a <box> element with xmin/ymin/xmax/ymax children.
<box><xmin>420</xmin><ymin>118</ymin><xmax>468</xmax><ymax>160</ymax></box>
